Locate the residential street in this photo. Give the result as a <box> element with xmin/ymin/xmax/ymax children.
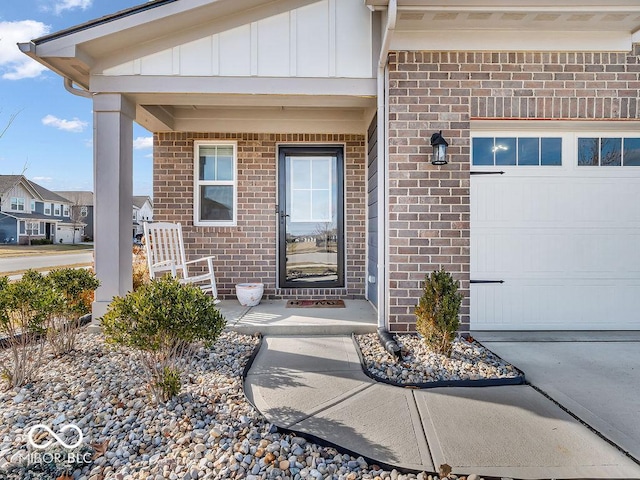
<box><xmin>0</xmin><ymin>251</ymin><xmax>93</xmax><ymax>274</ymax></box>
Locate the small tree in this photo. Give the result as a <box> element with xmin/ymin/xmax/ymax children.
<box><xmin>46</xmin><ymin>268</ymin><xmax>99</xmax><ymax>356</ymax></box>
<box><xmin>0</xmin><ymin>271</ymin><xmax>60</xmax><ymax>387</ymax></box>
<box><xmin>101</xmin><ymin>276</ymin><xmax>226</xmax><ymax>403</ymax></box>
<box><xmin>415</xmin><ymin>269</ymin><xmax>463</xmax><ymax>357</ymax></box>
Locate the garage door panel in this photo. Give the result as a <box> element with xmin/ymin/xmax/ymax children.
<box><xmin>472</xmin><ymin>168</ymin><xmax>640</xmax><ymax>330</ymax></box>
<box><xmin>472</xmin><ymin>280</ymin><xmax>640</xmax><ymax>330</ymax></box>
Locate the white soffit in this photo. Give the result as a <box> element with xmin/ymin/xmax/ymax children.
<box><xmin>376</xmin><ymin>1</ymin><xmax>640</xmax><ymax>52</ymax></box>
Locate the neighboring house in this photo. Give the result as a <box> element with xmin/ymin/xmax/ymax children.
<box><xmin>21</xmin><ymin>0</ymin><xmax>640</xmax><ymax>332</ymax></box>
<box><xmin>55</xmin><ymin>191</ymin><xmax>95</xmax><ymax>240</ymax></box>
<box><xmin>0</xmin><ymin>175</ymin><xmax>81</xmax><ymax>244</ymax></box>
<box><xmin>132</xmin><ymin>195</ymin><xmax>153</xmax><ymax>238</ymax></box>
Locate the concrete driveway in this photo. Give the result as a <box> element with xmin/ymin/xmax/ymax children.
<box><xmin>479</xmin><ymin>339</ymin><xmax>640</xmax><ymax>463</ymax></box>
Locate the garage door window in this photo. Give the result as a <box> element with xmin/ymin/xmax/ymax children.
<box><xmin>472</xmin><ymin>137</ymin><xmax>562</xmax><ymax>166</ymax></box>
<box><xmin>578</xmin><ymin>137</ymin><xmax>640</xmax><ymax>166</ymax></box>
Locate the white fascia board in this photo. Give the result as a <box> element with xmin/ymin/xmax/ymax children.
<box><xmin>392</xmin><ymin>30</ymin><xmax>632</xmax><ymax>52</ymax></box>
<box><xmin>90</xmin><ymin>75</ymin><xmax>377</xmax><ymax>97</ymax></box>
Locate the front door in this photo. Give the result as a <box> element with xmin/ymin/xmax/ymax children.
<box><xmin>278</xmin><ymin>146</ymin><xmax>344</xmax><ymax>288</ymax></box>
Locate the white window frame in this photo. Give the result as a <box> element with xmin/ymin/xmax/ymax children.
<box><xmin>80</xmin><ymin>206</ymin><xmax>88</xmax><ymax>217</ymax></box>
<box><xmin>30</xmin><ymin>200</ymin><xmax>36</xmax><ymax>212</ymax></box>
<box><xmin>54</xmin><ymin>204</ymin><xmax>61</xmax><ymax>216</ymax></box>
<box><xmin>10</xmin><ymin>197</ymin><xmax>25</xmax><ymax>211</ymax></box>
<box><xmin>63</xmin><ymin>205</ymin><xmax>69</xmax><ymax>217</ymax></box>
<box><xmin>193</xmin><ymin>140</ymin><xmax>238</xmax><ymax>227</ymax></box>
<box><xmin>44</xmin><ymin>203</ymin><xmax>51</xmax><ymax>215</ymax></box>
<box><xmin>26</xmin><ymin>221</ymin><xmax>39</xmax><ymax>236</ymax></box>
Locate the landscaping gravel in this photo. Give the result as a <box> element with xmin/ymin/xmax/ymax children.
<box><xmin>0</xmin><ymin>331</ymin><xmax>485</xmax><ymax>480</ymax></box>
<box><xmin>356</xmin><ymin>333</ymin><xmax>520</xmax><ymax>384</ymax></box>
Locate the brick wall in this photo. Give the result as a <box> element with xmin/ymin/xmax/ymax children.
<box><xmin>387</xmin><ymin>44</ymin><xmax>640</xmax><ymax>332</ymax></box>
<box><xmin>153</xmin><ymin>132</ymin><xmax>366</xmax><ymax>300</ymax></box>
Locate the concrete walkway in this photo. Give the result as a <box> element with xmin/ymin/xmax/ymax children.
<box><xmin>244</xmin><ymin>335</ymin><xmax>640</xmax><ymax>479</ymax></box>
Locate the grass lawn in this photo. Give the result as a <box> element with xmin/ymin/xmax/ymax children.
<box><xmin>0</xmin><ymin>243</ymin><xmax>93</xmax><ymax>258</ymax></box>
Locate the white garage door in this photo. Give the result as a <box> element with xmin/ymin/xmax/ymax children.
<box><xmin>56</xmin><ymin>225</ymin><xmax>76</xmax><ymax>244</ymax></box>
<box><xmin>471</xmin><ymin>131</ymin><xmax>640</xmax><ymax>330</ymax></box>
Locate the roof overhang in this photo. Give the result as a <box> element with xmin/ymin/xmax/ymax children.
<box><xmin>365</xmin><ymin>0</ymin><xmax>640</xmax><ymax>50</ymax></box>
<box><xmin>19</xmin><ymin>0</ymin><xmax>321</xmax><ymax>89</ymax></box>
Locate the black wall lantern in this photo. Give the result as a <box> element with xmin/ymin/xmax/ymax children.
<box><xmin>430</xmin><ymin>131</ymin><xmax>449</xmax><ymax>165</ymax></box>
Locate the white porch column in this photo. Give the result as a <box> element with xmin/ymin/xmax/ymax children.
<box><xmin>91</xmin><ymin>93</ymin><xmax>134</xmax><ymax>324</ymax></box>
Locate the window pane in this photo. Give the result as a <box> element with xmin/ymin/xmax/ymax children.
<box><xmin>199</xmin><ymin>145</ymin><xmax>234</xmax><ymax>181</ymax></box>
<box><xmin>200</xmin><ymin>185</ymin><xmax>233</xmax><ymax>221</ymax></box>
<box><xmin>495</xmin><ymin>137</ymin><xmax>516</xmax><ymax>165</ymax></box>
<box><xmin>291</xmin><ymin>190</ymin><xmax>312</xmax><ymax>222</ymax></box>
<box><xmin>578</xmin><ymin>138</ymin><xmax>599</xmax><ymax>165</ymax></box>
<box><xmin>472</xmin><ymin>138</ymin><xmax>494</xmax><ymax>165</ymax></box>
<box><xmin>624</xmin><ymin>138</ymin><xmax>640</xmax><ymax>166</ymax></box>
<box><xmin>599</xmin><ymin>138</ymin><xmax>621</xmax><ymax>166</ymax></box>
<box><xmin>216</xmin><ymin>156</ymin><xmax>233</xmax><ymax>181</ymax></box>
<box><xmin>541</xmin><ymin>137</ymin><xmax>562</xmax><ymax>165</ymax></box>
<box><xmin>312</xmin><ymin>190</ymin><xmax>331</xmax><ymax>222</ymax></box>
<box><xmin>518</xmin><ymin>138</ymin><xmax>539</xmax><ymax>165</ymax></box>
<box><xmin>311</xmin><ymin>158</ymin><xmax>331</xmax><ymax>189</ymax></box>
<box><xmin>290</xmin><ymin>158</ymin><xmax>311</xmax><ymax>189</ymax></box>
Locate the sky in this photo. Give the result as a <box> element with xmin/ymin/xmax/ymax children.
<box><xmin>0</xmin><ymin>0</ymin><xmax>153</xmax><ymax>196</ymax></box>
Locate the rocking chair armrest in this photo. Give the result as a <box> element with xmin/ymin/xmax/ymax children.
<box><xmin>150</xmin><ymin>260</ymin><xmax>178</xmax><ymax>274</ymax></box>
<box><xmin>184</xmin><ymin>256</ymin><xmax>215</xmax><ymax>266</ymax></box>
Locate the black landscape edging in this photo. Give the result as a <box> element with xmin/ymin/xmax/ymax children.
<box><xmin>352</xmin><ymin>333</ymin><xmax>526</xmax><ymax>389</ymax></box>
<box><xmin>0</xmin><ymin>313</ymin><xmax>92</xmax><ymax>350</ymax></box>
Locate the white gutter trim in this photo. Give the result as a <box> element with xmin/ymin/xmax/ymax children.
<box><xmin>64</xmin><ymin>78</ymin><xmax>93</xmax><ymax>98</ymax></box>
<box><xmin>378</xmin><ymin>0</ymin><xmax>397</xmax><ymax>70</ymax></box>
<box><xmin>376</xmin><ymin>0</ymin><xmax>397</xmax><ymax>330</ymax></box>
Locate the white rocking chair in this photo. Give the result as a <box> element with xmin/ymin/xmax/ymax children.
<box><xmin>143</xmin><ymin>222</ymin><xmax>219</xmax><ymax>302</ymax></box>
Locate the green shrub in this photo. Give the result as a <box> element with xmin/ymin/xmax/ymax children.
<box><xmin>101</xmin><ymin>276</ymin><xmax>226</xmax><ymax>403</ymax></box>
<box><xmin>46</xmin><ymin>268</ymin><xmax>100</xmax><ymax>356</ymax></box>
<box><xmin>0</xmin><ymin>270</ymin><xmax>61</xmax><ymax>387</ymax></box>
<box><xmin>415</xmin><ymin>269</ymin><xmax>463</xmax><ymax>357</ymax></box>
<box><xmin>29</xmin><ymin>238</ymin><xmax>53</xmax><ymax>245</ymax></box>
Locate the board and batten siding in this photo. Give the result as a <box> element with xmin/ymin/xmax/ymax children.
<box><xmin>0</xmin><ymin>183</ymin><xmax>32</xmax><ymax>213</ymax></box>
<box><xmin>367</xmin><ymin>114</ymin><xmax>378</xmax><ymax>308</ymax></box>
<box><xmin>101</xmin><ymin>0</ymin><xmax>372</xmax><ymax>79</ymax></box>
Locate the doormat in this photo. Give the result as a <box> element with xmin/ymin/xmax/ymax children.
<box><xmin>286</xmin><ymin>299</ymin><xmax>346</xmax><ymax>308</ymax></box>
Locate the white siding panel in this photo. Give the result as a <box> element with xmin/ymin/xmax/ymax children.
<box><xmin>98</xmin><ymin>0</ymin><xmax>372</xmax><ymax>79</ymax></box>
<box><xmin>180</xmin><ymin>37</ymin><xmax>213</xmax><ymax>76</ymax></box>
<box><xmin>140</xmin><ymin>49</ymin><xmax>173</xmax><ymax>75</ymax></box>
<box><xmin>335</xmin><ymin>0</ymin><xmax>371</xmax><ymax>77</ymax></box>
<box><xmin>219</xmin><ymin>25</ymin><xmax>252</xmax><ymax>76</ymax></box>
<box><xmin>257</xmin><ymin>12</ymin><xmax>291</xmax><ymax>77</ymax></box>
<box><xmin>296</xmin><ymin>1</ymin><xmax>330</xmax><ymax>77</ymax></box>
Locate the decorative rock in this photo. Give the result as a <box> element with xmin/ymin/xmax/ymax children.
<box><xmin>356</xmin><ymin>333</ymin><xmax>519</xmax><ymax>384</ymax></box>
<box><xmin>0</xmin><ymin>330</ymin><xmax>444</xmax><ymax>480</ymax></box>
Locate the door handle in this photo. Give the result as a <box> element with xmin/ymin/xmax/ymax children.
<box><xmin>280</xmin><ymin>212</ymin><xmax>289</xmax><ymax>219</ymax></box>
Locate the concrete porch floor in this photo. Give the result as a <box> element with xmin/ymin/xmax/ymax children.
<box><xmin>219</xmin><ymin>299</ymin><xmax>378</xmax><ymax>335</ymax></box>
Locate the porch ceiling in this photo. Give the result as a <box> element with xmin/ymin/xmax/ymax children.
<box><xmin>135</xmin><ymin>96</ymin><xmax>376</xmax><ymax>134</ymax></box>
